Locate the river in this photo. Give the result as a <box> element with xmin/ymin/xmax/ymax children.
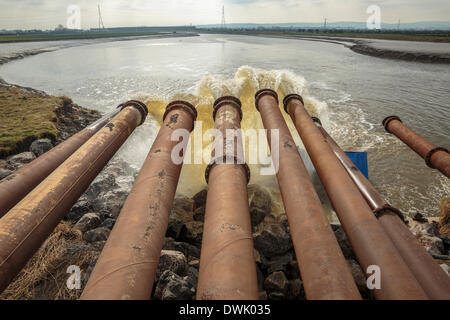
<box><xmin>0</xmin><ymin>34</ymin><xmax>448</xmax><ymax>218</ymax></box>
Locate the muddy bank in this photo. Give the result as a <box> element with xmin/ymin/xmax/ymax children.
<box><xmin>0</xmin><ymin>33</ymin><xmax>199</xmax><ymax>66</ymax></box>
<box><xmin>208</xmin><ymin>32</ymin><xmax>450</xmax><ymax>64</ymax></box>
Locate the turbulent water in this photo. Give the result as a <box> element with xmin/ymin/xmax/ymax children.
<box><xmin>0</xmin><ymin>34</ymin><xmax>448</xmax><ymax>218</ymax></box>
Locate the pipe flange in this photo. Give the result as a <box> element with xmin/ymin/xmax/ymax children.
<box><xmin>311</xmin><ymin>117</ymin><xmax>322</xmax><ymax>126</ymax></box>
<box><xmin>119</xmin><ymin>100</ymin><xmax>148</xmax><ymax>126</ymax></box>
<box><xmin>163</xmin><ymin>101</ymin><xmax>198</xmax><ymax>132</ymax></box>
<box><xmin>425</xmin><ymin>147</ymin><xmax>449</xmax><ymax>168</ymax></box>
<box><xmin>283</xmin><ymin>94</ymin><xmax>304</xmax><ymax>114</ymax></box>
<box><xmin>382</xmin><ymin>116</ymin><xmax>402</xmax><ymax>133</ymax></box>
<box><xmin>205</xmin><ymin>155</ymin><xmax>250</xmax><ymax>184</ymax></box>
<box><xmin>374</xmin><ymin>204</ymin><xmax>406</xmax><ymax>223</ymax></box>
<box><xmin>254</xmin><ymin>89</ymin><xmax>279</xmax><ymax>111</ymax></box>
<box><xmin>213</xmin><ymin>96</ymin><xmax>243</xmax><ymax>122</ymax></box>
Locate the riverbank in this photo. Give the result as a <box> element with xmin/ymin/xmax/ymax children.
<box><xmin>0</xmin><ymin>81</ymin><xmax>449</xmax><ymax>299</ymax></box>
<box><xmin>0</xmin><ymin>32</ymin><xmax>199</xmax><ymax>66</ymax></box>
<box><xmin>199</xmin><ymin>31</ymin><xmax>450</xmax><ymax>63</ymax></box>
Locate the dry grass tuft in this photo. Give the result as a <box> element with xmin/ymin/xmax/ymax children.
<box><xmin>0</xmin><ymin>221</ymin><xmax>100</xmax><ymax>300</ymax></box>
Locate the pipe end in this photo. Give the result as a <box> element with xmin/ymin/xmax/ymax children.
<box><xmin>254</xmin><ymin>89</ymin><xmax>279</xmax><ymax>112</ymax></box>
<box><xmin>213</xmin><ymin>96</ymin><xmax>243</xmax><ymax>122</ymax></box>
<box><xmin>164</xmin><ymin>101</ymin><xmax>198</xmax><ymax>131</ymax></box>
<box><xmin>283</xmin><ymin>94</ymin><xmax>304</xmax><ymax>114</ymax></box>
<box><xmin>119</xmin><ymin>100</ymin><xmax>148</xmax><ymax>126</ymax></box>
<box><xmin>382</xmin><ymin>116</ymin><xmax>402</xmax><ymax>133</ymax></box>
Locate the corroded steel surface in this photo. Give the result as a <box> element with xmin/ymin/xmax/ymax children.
<box><xmin>0</xmin><ymin>108</ymin><xmax>121</xmax><ymax>218</ymax></box>
<box><xmin>197</xmin><ymin>97</ymin><xmax>258</xmax><ymax>300</ymax></box>
<box><xmin>80</xmin><ymin>101</ymin><xmax>196</xmax><ymax>300</ymax></box>
<box><xmin>284</xmin><ymin>96</ymin><xmax>428</xmax><ymax>300</ymax></box>
<box><xmin>318</xmin><ymin>123</ymin><xmax>450</xmax><ymax>300</ymax></box>
<box><xmin>383</xmin><ymin>116</ymin><xmax>450</xmax><ymax>178</ymax></box>
<box><xmin>0</xmin><ymin>103</ymin><xmax>145</xmax><ymax>293</ymax></box>
<box><xmin>255</xmin><ymin>89</ymin><xmax>361</xmax><ymax>300</ymax></box>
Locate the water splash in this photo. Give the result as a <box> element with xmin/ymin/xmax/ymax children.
<box><xmin>119</xmin><ymin>66</ymin><xmax>333</xmax><ymax>217</ymax></box>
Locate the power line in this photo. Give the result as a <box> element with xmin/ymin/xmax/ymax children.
<box><xmin>98</xmin><ymin>4</ymin><xmax>105</xmax><ymax>29</ymax></box>
<box><xmin>221</xmin><ymin>5</ymin><xmax>226</xmax><ymax>29</ymax></box>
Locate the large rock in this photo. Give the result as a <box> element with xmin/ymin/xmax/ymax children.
<box><xmin>163</xmin><ymin>238</ymin><xmax>201</xmax><ymax>260</ymax></box>
<box><xmin>66</xmin><ymin>197</ymin><xmax>91</xmax><ymax>221</ymax></box>
<box><xmin>181</xmin><ymin>221</ymin><xmax>203</xmax><ymax>246</ymax></box>
<box><xmin>91</xmin><ymin>189</ymin><xmax>128</xmax><ymax>219</ymax></box>
<box><xmin>248</xmin><ymin>184</ymin><xmax>272</xmax><ymax>227</ymax></box>
<box><xmin>192</xmin><ymin>189</ymin><xmax>207</xmax><ymax>209</ymax></box>
<box><xmin>166</xmin><ymin>197</ymin><xmax>195</xmax><ymax>240</ymax></box>
<box><xmin>155</xmin><ymin>250</ymin><xmax>188</xmax><ymax>281</ymax></box>
<box><xmin>74</xmin><ymin>213</ymin><xmax>101</xmax><ymax>233</ymax></box>
<box><xmin>410</xmin><ymin>222</ymin><xmax>440</xmax><ymax>238</ymax></box>
<box><xmin>266</xmin><ymin>252</ymin><xmax>293</xmax><ymax>274</ymax></box>
<box><xmin>286</xmin><ymin>279</ymin><xmax>304</xmax><ymax>300</ymax></box>
<box><xmin>333</xmin><ymin>225</ymin><xmax>356</xmax><ymax>259</ymax></box>
<box><xmin>83</xmin><ymin>227</ymin><xmax>111</xmax><ymax>243</ymax></box>
<box><xmin>30</xmin><ymin>138</ymin><xmax>53</xmax><ymax>157</ymax></box>
<box><xmin>264</xmin><ymin>271</ymin><xmax>288</xmax><ymax>295</ymax></box>
<box><xmin>439</xmin><ymin>198</ymin><xmax>450</xmax><ymax>236</ymax></box>
<box><xmin>101</xmin><ymin>218</ymin><xmax>116</xmax><ymax>230</ymax></box>
<box><xmin>154</xmin><ymin>270</ymin><xmax>195</xmax><ymax>300</ymax></box>
<box><xmin>7</xmin><ymin>152</ymin><xmax>36</xmax><ymax>169</ymax></box>
<box><xmin>193</xmin><ymin>206</ymin><xmax>205</xmax><ymax>222</ymax></box>
<box><xmin>253</xmin><ymin>224</ymin><xmax>292</xmax><ymax>258</ymax></box>
<box><xmin>0</xmin><ymin>168</ymin><xmax>12</xmax><ymax>180</ymax></box>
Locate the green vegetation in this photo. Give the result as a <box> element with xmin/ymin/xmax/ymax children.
<box><xmin>0</xmin><ymin>31</ymin><xmax>163</xmax><ymax>43</ymax></box>
<box><xmin>0</xmin><ymin>86</ymin><xmax>62</xmax><ymax>157</ymax></box>
<box><xmin>199</xmin><ymin>29</ymin><xmax>450</xmax><ymax>43</ymax></box>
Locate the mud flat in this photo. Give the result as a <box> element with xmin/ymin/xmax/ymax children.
<box><xmin>214</xmin><ymin>32</ymin><xmax>450</xmax><ymax>64</ymax></box>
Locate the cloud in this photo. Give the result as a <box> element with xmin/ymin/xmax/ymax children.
<box><xmin>0</xmin><ymin>0</ymin><xmax>448</xmax><ymax>30</ymax></box>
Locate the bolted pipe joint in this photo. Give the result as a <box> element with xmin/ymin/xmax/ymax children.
<box><xmin>283</xmin><ymin>93</ymin><xmax>304</xmax><ymax>114</ymax></box>
<box><xmin>119</xmin><ymin>100</ymin><xmax>148</xmax><ymax>126</ymax></box>
<box><xmin>163</xmin><ymin>100</ymin><xmax>198</xmax><ymax>131</ymax></box>
<box><xmin>254</xmin><ymin>89</ymin><xmax>279</xmax><ymax>111</ymax></box>
<box><xmin>382</xmin><ymin>115</ymin><xmax>402</xmax><ymax>134</ymax></box>
<box><xmin>213</xmin><ymin>96</ymin><xmax>243</xmax><ymax>122</ymax></box>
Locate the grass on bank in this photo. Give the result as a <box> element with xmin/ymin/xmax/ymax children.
<box><xmin>0</xmin><ymin>86</ymin><xmax>63</xmax><ymax>158</ymax></box>
<box><xmin>0</xmin><ymin>31</ymin><xmax>164</xmax><ymax>43</ymax></box>
<box><xmin>199</xmin><ymin>30</ymin><xmax>450</xmax><ymax>43</ymax></box>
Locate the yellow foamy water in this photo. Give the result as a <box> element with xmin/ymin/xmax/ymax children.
<box><xmin>130</xmin><ymin>66</ymin><xmax>333</xmax><ymax>217</ymax></box>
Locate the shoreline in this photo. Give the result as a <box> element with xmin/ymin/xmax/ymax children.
<box><xmin>200</xmin><ymin>32</ymin><xmax>450</xmax><ymax>64</ymax></box>
<box><xmin>0</xmin><ymin>32</ymin><xmax>199</xmax><ymax>66</ymax></box>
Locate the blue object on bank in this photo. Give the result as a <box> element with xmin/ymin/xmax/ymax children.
<box><xmin>345</xmin><ymin>152</ymin><xmax>369</xmax><ymax>179</ymax></box>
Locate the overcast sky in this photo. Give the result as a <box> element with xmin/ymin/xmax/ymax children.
<box><xmin>0</xmin><ymin>0</ymin><xmax>449</xmax><ymax>30</ymax></box>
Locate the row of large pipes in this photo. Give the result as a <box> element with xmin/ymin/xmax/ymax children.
<box><xmin>0</xmin><ymin>101</ymin><xmax>148</xmax><ymax>293</ymax></box>
<box><xmin>0</xmin><ymin>91</ymin><xmax>447</xmax><ymax>300</ymax></box>
<box><xmin>283</xmin><ymin>95</ymin><xmax>428</xmax><ymax>300</ymax></box>
<box><xmin>254</xmin><ymin>90</ymin><xmax>361</xmax><ymax>300</ymax></box>
<box><xmin>314</xmin><ymin>119</ymin><xmax>450</xmax><ymax>300</ymax></box>
<box><xmin>383</xmin><ymin>116</ymin><xmax>450</xmax><ymax>178</ymax></box>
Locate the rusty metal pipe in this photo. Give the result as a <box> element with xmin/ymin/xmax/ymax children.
<box><xmin>0</xmin><ymin>101</ymin><xmax>147</xmax><ymax>293</ymax></box>
<box><xmin>284</xmin><ymin>94</ymin><xmax>428</xmax><ymax>300</ymax></box>
<box><xmin>383</xmin><ymin>116</ymin><xmax>450</xmax><ymax>178</ymax></box>
<box><xmin>254</xmin><ymin>89</ymin><xmax>361</xmax><ymax>300</ymax></box>
<box><xmin>0</xmin><ymin>107</ymin><xmax>123</xmax><ymax>218</ymax></box>
<box><xmin>315</xmin><ymin>119</ymin><xmax>450</xmax><ymax>300</ymax></box>
<box><xmin>80</xmin><ymin>101</ymin><xmax>197</xmax><ymax>300</ymax></box>
<box><xmin>196</xmin><ymin>96</ymin><xmax>258</xmax><ymax>300</ymax></box>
